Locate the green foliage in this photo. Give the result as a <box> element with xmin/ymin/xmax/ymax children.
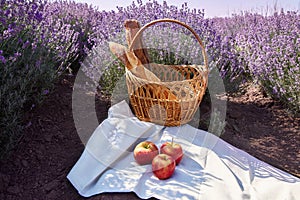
<box><xmin>98</xmin><ymin>59</ymin><xmax>126</xmax><ymax>96</ymax></box>
<box><xmin>0</xmin><ymin>29</ymin><xmax>59</xmax><ymax>158</ymax></box>
<box><xmin>147</xmin><ymin>48</ymin><xmax>191</xmax><ymax>65</ymax></box>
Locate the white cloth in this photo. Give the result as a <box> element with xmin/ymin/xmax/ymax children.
<box><xmin>67</xmin><ymin>100</ymin><xmax>300</xmax><ymax>200</ymax></box>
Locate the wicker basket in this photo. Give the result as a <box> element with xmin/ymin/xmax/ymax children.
<box><xmin>126</xmin><ymin>19</ymin><xmax>209</xmax><ymax>126</ymax></box>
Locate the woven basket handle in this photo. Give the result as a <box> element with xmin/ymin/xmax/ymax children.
<box><xmin>128</xmin><ymin>18</ymin><xmax>209</xmax><ymax>71</ymax></box>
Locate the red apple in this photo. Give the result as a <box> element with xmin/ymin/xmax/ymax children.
<box><xmin>152</xmin><ymin>154</ymin><xmax>176</xmax><ymax>180</ymax></box>
<box><xmin>134</xmin><ymin>141</ymin><xmax>159</xmax><ymax>165</ymax></box>
<box><xmin>160</xmin><ymin>138</ymin><xmax>183</xmax><ymax>165</ymax></box>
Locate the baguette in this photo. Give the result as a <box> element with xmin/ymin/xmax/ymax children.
<box><xmin>108</xmin><ymin>42</ymin><xmax>131</xmax><ymax>69</ymax></box>
<box><xmin>124</xmin><ymin>19</ymin><xmax>150</xmax><ymax>64</ymax></box>
<box><xmin>109</xmin><ymin>42</ymin><xmax>160</xmax><ymax>82</ymax></box>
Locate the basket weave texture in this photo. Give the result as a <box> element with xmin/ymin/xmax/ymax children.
<box><xmin>126</xmin><ymin>19</ymin><xmax>209</xmax><ymax>126</ymax></box>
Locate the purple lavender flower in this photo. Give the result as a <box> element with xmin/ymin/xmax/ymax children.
<box><xmin>42</xmin><ymin>89</ymin><xmax>49</xmax><ymax>95</ymax></box>
<box><xmin>0</xmin><ymin>55</ymin><xmax>6</xmax><ymax>63</ymax></box>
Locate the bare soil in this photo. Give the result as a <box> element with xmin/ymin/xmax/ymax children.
<box><xmin>0</xmin><ymin>75</ymin><xmax>299</xmax><ymax>200</ymax></box>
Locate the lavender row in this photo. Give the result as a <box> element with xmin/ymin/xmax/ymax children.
<box><xmin>0</xmin><ymin>0</ymin><xmax>80</xmax><ymax>155</ymax></box>
<box><xmin>212</xmin><ymin>11</ymin><xmax>299</xmax><ymax>112</ymax></box>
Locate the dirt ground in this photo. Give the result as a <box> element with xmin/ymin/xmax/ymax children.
<box><xmin>0</xmin><ymin>75</ymin><xmax>299</xmax><ymax>200</ymax></box>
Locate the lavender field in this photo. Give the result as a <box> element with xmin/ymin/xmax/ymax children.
<box><xmin>0</xmin><ymin>0</ymin><xmax>299</xmax><ymax>156</ymax></box>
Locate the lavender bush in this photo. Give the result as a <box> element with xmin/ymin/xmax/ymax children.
<box><xmin>0</xmin><ymin>0</ymin><xmax>79</xmax><ymax>156</ymax></box>
<box><xmin>242</xmin><ymin>11</ymin><xmax>300</xmax><ymax>112</ymax></box>
<box><xmin>212</xmin><ymin>11</ymin><xmax>300</xmax><ymax>112</ymax></box>
<box><xmin>1</xmin><ymin>0</ymin><xmax>46</xmax><ymax>156</ymax></box>
<box><xmin>41</xmin><ymin>0</ymin><xmax>101</xmax><ymax>71</ymax></box>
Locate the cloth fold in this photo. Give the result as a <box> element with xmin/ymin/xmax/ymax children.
<box><xmin>67</xmin><ymin>100</ymin><xmax>300</xmax><ymax>200</ymax></box>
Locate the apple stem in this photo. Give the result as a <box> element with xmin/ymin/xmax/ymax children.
<box><xmin>171</xmin><ymin>137</ymin><xmax>173</xmax><ymax>146</ymax></box>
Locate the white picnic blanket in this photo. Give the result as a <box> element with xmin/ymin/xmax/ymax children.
<box><xmin>67</xmin><ymin>100</ymin><xmax>300</xmax><ymax>200</ymax></box>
